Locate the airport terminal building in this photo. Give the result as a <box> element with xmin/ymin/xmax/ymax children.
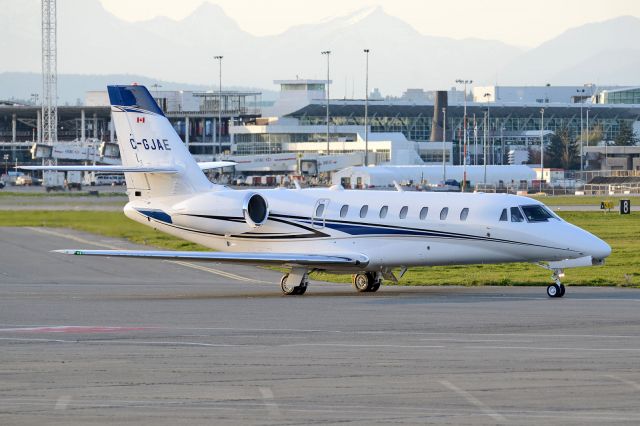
<box><xmin>2</xmin><ymin>83</ymin><xmax>640</xmax><ymax>173</ymax></box>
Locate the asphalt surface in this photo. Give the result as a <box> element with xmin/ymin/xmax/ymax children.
<box><xmin>1</xmin><ymin>227</ymin><xmax>640</xmax><ymax>425</ymax></box>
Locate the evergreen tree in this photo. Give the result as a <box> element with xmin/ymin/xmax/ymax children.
<box><xmin>614</xmin><ymin>121</ymin><xmax>637</xmax><ymax>146</ymax></box>
<box><xmin>582</xmin><ymin>125</ymin><xmax>603</xmax><ymax>146</ymax></box>
<box><xmin>546</xmin><ymin>127</ymin><xmax>579</xmax><ymax>169</ymax></box>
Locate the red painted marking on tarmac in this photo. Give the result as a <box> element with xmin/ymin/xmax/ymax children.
<box><xmin>0</xmin><ymin>326</ymin><xmax>150</xmax><ymax>334</ymax></box>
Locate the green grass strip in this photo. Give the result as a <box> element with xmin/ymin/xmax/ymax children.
<box><xmin>0</xmin><ymin>210</ymin><xmax>637</xmax><ymax>287</ymax></box>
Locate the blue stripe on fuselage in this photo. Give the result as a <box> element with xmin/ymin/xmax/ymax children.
<box><xmin>136</xmin><ymin>209</ymin><xmax>172</xmax><ymax>224</ymax></box>
<box><xmin>322</xmin><ymin>221</ymin><xmax>428</xmax><ymax>236</ymax></box>
<box><xmin>295</xmin><ymin>217</ymin><xmax>441</xmax><ymax>237</ymax></box>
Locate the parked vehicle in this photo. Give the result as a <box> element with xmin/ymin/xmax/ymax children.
<box><xmin>15</xmin><ymin>175</ymin><xmax>33</xmax><ymax>186</ymax></box>
<box><xmin>43</xmin><ymin>171</ymin><xmax>65</xmax><ymax>192</ymax></box>
<box><xmin>94</xmin><ymin>174</ymin><xmax>125</xmax><ymax>186</ymax></box>
<box><xmin>66</xmin><ymin>171</ymin><xmax>83</xmax><ymax>190</ymax></box>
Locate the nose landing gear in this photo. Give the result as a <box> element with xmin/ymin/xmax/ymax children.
<box><xmin>547</xmin><ymin>269</ymin><xmax>566</xmax><ymax>298</ymax></box>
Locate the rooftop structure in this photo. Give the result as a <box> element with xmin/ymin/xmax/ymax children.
<box><xmin>594</xmin><ymin>87</ymin><xmax>640</xmax><ymax>105</ymax></box>
<box><xmin>265</xmin><ymin>79</ymin><xmax>329</xmax><ymax>118</ymax></box>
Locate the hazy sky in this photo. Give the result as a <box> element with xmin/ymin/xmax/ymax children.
<box><xmin>100</xmin><ymin>0</ymin><xmax>640</xmax><ymax>47</ymax></box>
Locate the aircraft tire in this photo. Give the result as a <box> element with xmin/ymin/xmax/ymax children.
<box><xmin>353</xmin><ymin>273</ymin><xmax>372</xmax><ymax>292</ymax></box>
<box><xmin>281</xmin><ymin>273</ymin><xmax>307</xmax><ymax>296</ymax></box>
<box><xmin>366</xmin><ymin>272</ymin><xmax>382</xmax><ymax>292</ymax></box>
<box><xmin>559</xmin><ymin>284</ymin><xmax>565</xmax><ymax>297</ymax></box>
<box><xmin>547</xmin><ymin>284</ymin><xmax>561</xmax><ymax>298</ymax></box>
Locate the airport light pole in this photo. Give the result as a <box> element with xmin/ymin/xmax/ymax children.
<box><xmin>473</xmin><ymin>114</ymin><xmax>477</xmax><ymax>165</ymax></box>
<box><xmin>576</xmin><ymin>88</ymin><xmax>585</xmax><ymax>171</ymax></box>
<box><xmin>456</xmin><ymin>79</ymin><xmax>472</xmax><ymax>191</ymax></box>
<box><xmin>322</xmin><ymin>50</ymin><xmax>331</xmax><ymax>155</ymax></box>
<box><xmin>500</xmin><ymin>124</ymin><xmax>505</xmax><ymax>165</ymax></box>
<box><xmin>151</xmin><ymin>83</ymin><xmax>162</xmax><ymax>96</ymax></box>
<box><xmin>214</xmin><ymin>55</ymin><xmax>223</xmax><ymax>158</ymax></box>
<box><xmin>483</xmin><ymin>111</ymin><xmax>487</xmax><ymax>184</ymax></box>
<box><xmin>483</xmin><ymin>92</ymin><xmax>491</xmax><ymax>165</ymax></box>
<box><xmin>442</xmin><ymin>107</ymin><xmax>447</xmax><ymax>182</ymax></box>
<box><xmin>540</xmin><ymin>108</ymin><xmax>545</xmax><ymax>192</ymax></box>
<box><xmin>364</xmin><ymin>48</ymin><xmax>369</xmax><ymax>166</ymax></box>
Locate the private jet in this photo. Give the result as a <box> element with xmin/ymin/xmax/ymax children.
<box><xmin>23</xmin><ymin>85</ymin><xmax>611</xmax><ymax>297</ymax></box>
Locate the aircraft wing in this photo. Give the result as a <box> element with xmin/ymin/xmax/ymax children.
<box><xmin>20</xmin><ymin>165</ymin><xmax>179</xmax><ymax>173</ymax></box>
<box><xmin>53</xmin><ymin>249</ymin><xmax>369</xmax><ymax>267</ymax></box>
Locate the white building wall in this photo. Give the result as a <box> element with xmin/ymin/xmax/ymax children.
<box><xmin>230</xmin><ymin>122</ymin><xmax>454</xmax><ymax>166</ymax></box>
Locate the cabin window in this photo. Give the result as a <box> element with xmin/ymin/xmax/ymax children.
<box><xmin>510</xmin><ymin>206</ymin><xmax>525</xmax><ymax>222</ymax></box>
<box><xmin>521</xmin><ymin>205</ymin><xmax>554</xmax><ymax>222</ymax></box>
<box><xmin>460</xmin><ymin>208</ymin><xmax>469</xmax><ymax>221</ymax></box>
<box><xmin>499</xmin><ymin>208</ymin><xmax>508</xmax><ymax>221</ymax></box>
<box><xmin>399</xmin><ymin>206</ymin><xmax>408</xmax><ymax>219</ymax></box>
<box><xmin>440</xmin><ymin>207</ymin><xmax>449</xmax><ymax>220</ymax></box>
<box><xmin>419</xmin><ymin>207</ymin><xmax>429</xmax><ymax>220</ymax></box>
<box><xmin>360</xmin><ymin>205</ymin><xmax>368</xmax><ymax>218</ymax></box>
<box><xmin>379</xmin><ymin>205</ymin><xmax>388</xmax><ymax>219</ymax></box>
<box><xmin>315</xmin><ymin>203</ymin><xmax>325</xmax><ymax>217</ymax></box>
<box><xmin>340</xmin><ymin>204</ymin><xmax>349</xmax><ymax>218</ymax></box>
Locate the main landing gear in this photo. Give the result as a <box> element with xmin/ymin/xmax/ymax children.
<box><xmin>352</xmin><ymin>272</ymin><xmax>382</xmax><ymax>293</ymax></box>
<box><xmin>280</xmin><ymin>270</ymin><xmax>383</xmax><ymax>295</ymax></box>
<box><xmin>280</xmin><ymin>269</ymin><xmax>308</xmax><ymax>295</ymax></box>
<box><xmin>547</xmin><ymin>269</ymin><xmax>566</xmax><ymax>298</ymax></box>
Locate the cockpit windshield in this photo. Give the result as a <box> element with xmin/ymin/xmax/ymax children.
<box><xmin>510</xmin><ymin>207</ymin><xmax>524</xmax><ymax>222</ymax></box>
<box><xmin>520</xmin><ymin>205</ymin><xmax>555</xmax><ymax>222</ymax></box>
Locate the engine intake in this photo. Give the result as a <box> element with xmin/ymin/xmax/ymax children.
<box><xmin>243</xmin><ymin>193</ymin><xmax>269</xmax><ymax>227</ymax></box>
<box><xmin>170</xmin><ymin>190</ymin><xmax>271</xmax><ymax>235</ymax></box>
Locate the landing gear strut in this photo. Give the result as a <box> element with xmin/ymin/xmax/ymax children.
<box><xmin>352</xmin><ymin>272</ymin><xmax>382</xmax><ymax>293</ymax></box>
<box><xmin>280</xmin><ymin>269</ymin><xmax>308</xmax><ymax>295</ymax></box>
<box><xmin>547</xmin><ymin>269</ymin><xmax>566</xmax><ymax>298</ymax></box>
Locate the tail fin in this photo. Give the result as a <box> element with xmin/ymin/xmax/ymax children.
<box><xmin>108</xmin><ymin>85</ymin><xmax>212</xmax><ymax>198</ymax></box>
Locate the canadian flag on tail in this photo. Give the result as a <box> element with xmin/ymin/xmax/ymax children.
<box><xmin>136</xmin><ymin>117</ymin><xmax>145</xmax><ymax>123</ymax></box>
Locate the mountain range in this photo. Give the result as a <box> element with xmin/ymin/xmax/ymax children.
<box><xmin>1</xmin><ymin>0</ymin><xmax>639</xmax><ymax>101</ymax></box>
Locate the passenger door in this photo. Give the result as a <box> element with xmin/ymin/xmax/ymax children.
<box><xmin>312</xmin><ymin>199</ymin><xmax>330</xmax><ymax>228</ymax></box>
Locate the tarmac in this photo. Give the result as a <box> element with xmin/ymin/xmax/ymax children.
<box><xmin>1</xmin><ymin>227</ymin><xmax>640</xmax><ymax>425</ymax></box>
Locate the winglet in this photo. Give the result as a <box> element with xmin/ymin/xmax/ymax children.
<box><xmin>52</xmin><ymin>249</ymin><xmax>82</xmax><ymax>255</ymax></box>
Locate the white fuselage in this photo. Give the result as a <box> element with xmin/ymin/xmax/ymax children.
<box><xmin>123</xmin><ymin>187</ymin><xmax>611</xmax><ymax>273</ymax></box>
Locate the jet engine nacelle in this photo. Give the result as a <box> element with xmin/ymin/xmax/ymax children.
<box><xmin>171</xmin><ymin>190</ymin><xmax>269</xmax><ymax>235</ymax></box>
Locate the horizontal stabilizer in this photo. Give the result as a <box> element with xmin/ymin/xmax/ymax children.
<box><xmin>53</xmin><ymin>249</ymin><xmax>369</xmax><ymax>267</ymax></box>
<box><xmin>197</xmin><ymin>161</ymin><xmax>236</xmax><ymax>170</ymax></box>
<box><xmin>20</xmin><ymin>162</ymin><xmax>235</xmax><ymax>173</ymax></box>
<box><xmin>20</xmin><ymin>165</ymin><xmax>179</xmax><ymax>173</ymax></box>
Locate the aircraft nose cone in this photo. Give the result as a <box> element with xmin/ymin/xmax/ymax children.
<box><xmin>590</xmin><ymin>236</ymin><xmax>612</xmax><ymax>260</ymax></box>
